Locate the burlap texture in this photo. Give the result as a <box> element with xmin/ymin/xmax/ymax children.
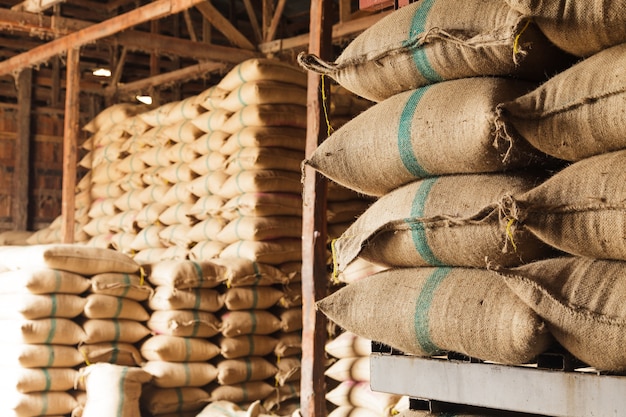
<box><xmin>317</xmin><ymin>267</ymin><xmax>552</xmax><ymax>364</ymax></box>
<box><xmin>498</xmin><ymin>43</ymin><xmax>626</xmax><ymax>161</ymax></box>
<box><xmin>334</xmin><ymin>173</ymin><xmax>550</xmax><ymax>271</ymax></box>
<box><xmin>307</xmin><ymin>77</ymin><xmax>544</xmax><ymax>196</ymax></box>
<box><xmin>495</xmin><ymin>256</ymin><xmax>626</xmax><ymax>371</ymax></box>
<box><xmin>298</xmin><ymin>0</ymin><xmax>572</xmax><ymax>102</ymax></box>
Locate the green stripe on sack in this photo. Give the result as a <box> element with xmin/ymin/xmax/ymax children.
<box><xmin>175</xmin><ymin>387</ymin><xmax>184</xmax><ymax>413</ymax></box>
<box><xmin>49</xmin><ymin>294</ymin><xmax>58</xmax><ymax>317</ymax></box>
<box><xmin>117</xmin><ymin>367</ymin><xmax>129</xmax><ymax>417</ymax></box>
<box><xmin>184</xmin><ymin>338</ymin><xmax>192</xmax><ymax>362</ymax></box>
<box><xmin>404</xmin><ymin>0</ymin><xmax>443</xmax><ymax>83</ymax></box>
<box><xmin>414</xmin><ymin>268</ymin><xmax>449</xmax><ymax>354</ymax></box>
<box><xmin>46</xmin><ymin>319</ymin><xmax>57</xmax><ymax>344</ymax></box>
<box><xmin>244</xmin><ymin>357</ymin><xmax>253</xmax><ymax>381</ymax></box>
<box><xmin>398</xmin><ymin>88</ymin><xmax>430</xmax><ymax>178</ymax></box>
<box><xmin>46</xmin><ymin>345</ymin><xmax>55</xmax><ymax>367</ymax></box>
<box><xmin>192</xmin><ymin>261</ymin><xmax>204</xmax><ymax>286</ymax></box>
<box><xmin>41</xmin><ymin>368</ymin><xmax>52</xmax><ymax>391</ymax></box>
<box><xmin>406</xmin><ymin>178</ymin><xmax>444</xmax><ymax>266</ymax></box>
<box><xmin>247</xmin><ymin>334</ymin><xmax>255</xmax><ymax>356</ymax></box>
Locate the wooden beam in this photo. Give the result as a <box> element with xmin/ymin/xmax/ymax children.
<box><xmin>183</xmin><ymin>9</ymin><xmax>197</xmax><ymax>42</ymax></box>
<box><xmin>301</xmin><ymin>0</ymin><xmax>332</xmax><ymax>416</ymax></box>
<box><xmin>110</xmin><ymin>46</ymin><xmax>127</xmax><ymax>87</ymax></box>
<box><xmin>194</xmin><ymin>1</ymin><xmax>255</xmax><ymax>51</ymax></box>
<box><xmin>265</xmin><ymin>0</ymin><xmax>286</xmax><ymax>43</ymax></box>
<box><xmin>242</xmin><ymin>0</ymin><xmax>262</xmax><ymax>44</ymax></box>
<box><xmin>13</xmin><ymin>68</ymin><xmax>32</xmax><ymax>231</ymax></box>
<box><xmin>104</xmin><ymin>60</ymin><xmax>228</xmax><ymax>97</ymax></box>
<box><xmin>61</xmin><ymin>47</ymin><xmax>79</xmax><ymax>244</ymax></box>
<box><xmin>0</xmin><ymin>0</ymin><xmax>208</xmax><ymax>76</ymax></box>
<box><xmin>258</xmin><ymin>9</ymin><xmax>391</xmax><ymax>54</ymax></box>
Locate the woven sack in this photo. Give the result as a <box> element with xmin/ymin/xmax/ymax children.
<box><xmin>78</xmin><ymin>342</ymin><xmax>143</xmax><ymax>366</ymax></box>
<box><xmin>11</xmin><ymin>367</ymin><xmax>78</xmax><ymax>393</ymax></box>
<box><xmin>90</xmin><ymin>272</ymin><xmax>152</xmax><ymax>301</ymax></box>
<box><xmin>196</xmin><ymin>85</ymin><xmax>229</xmax><ymax>111</ymax></box>
<box><xmin>317</xmin><ymin>267</ymin><xmax>552</xmax><ymax>364</ymax></box>
<box><xmin>148</xmin><ymin>259</ymin><xmax>226</xmax><ymax>289</ymax></box>
<box><xmin>325</xmin><ymin>357</ymin><xmax>370</xmax><ymax>382</ymax></box>
<box><xmin>189</xmin><ymin>240</ymin><xmax>226</xmax><ymax>260</ymax></box>
<box><xmin>220</xmin><ymin>126</ymin><xmax>306</xmax><ymax>155</ymax></box>
<box><xmin>216</xmin><ymin>357</ymin><xmax>278</xmax><ymax>385</ymax></box>
<box><xmin>188</xmin><ymin>218</ymin><xmax>227</xmax><ymax>242</ymax></box>
<box><xmin>275</xmin><ymin>356</ymin><xmax>301</xmax><ymax>385</ymax></box>
<box><xmin>325</xmin><ymin>332</ymin><xmax>372</xmax><ymax>359</ymax></box>
<box><xmin>166</xmin><ymin>95</ymin><xmax>204</xmax><ymax>121</ymax></box>
<box><xmin>505</xmin><ymin>0</ymin><xmax>626</xmax><ymax>57</ymax></box>
<box><xmin>208</xmin><ymin>381</ymin><xmax>275</xmax><ymax>403</ymax></box>
<box><xmin>297</xmin><ymin>0</ymin><xmax>572</xmax><ymax>102</ymax></box>
<box><xmin>189</xmin><ymin>152</ymin><xmax>228</xmax><ymax>176</ymax></box>
<box><xmin>326</xmin><ymin>380</ymin><xmax>402</xmax><ymax>414</ymax></box>
<box><xmin>220</xmin><ymin>310</ymin><xmax>282</xmax><ymax>337</ymax></box>
<box><xmin>161</xmin><ymin>182</ymin><xmax>198</xmax><ymax>205</ymax></box>
<box><xmin>224</xmin><ymin>147</ymin><xmax>303</xmax><ymax>175</ymax></box>
<box><xmin>0</xmin><ymin>317</ymin><xmax>85</xmax><ymax>345</ymax></box>
<box><xmin>220</xmin><ymin>192</ymin><xmax>302</xmax><ymax>220</ymax></box>
<box><xmin>219</xmin><ymin>335</ymin><xmax>278</xmax><ymax>359</ymax></box>
<box><xmin>263</xmin><ymin>382</ymin><xmax>300</xmax><ymax>411</ymax></box>
<box><xmin>7</xmin><ymin>391</ymin><xmax>78</xmax><ymax>417</ymax></box>
<box><xmin>149</xmin><ymin>286</ymin><xmax>223</xmax><ymax>312</ymax></box>
<box><xmin>221</xmin><ymin>286</ymin><xmax>284</xmax><ymax>310</ymax></box>
<box><xmin>494</xmin><ymin>256</ymin><xmax>626</xmax><ymax>371</ymax></box>
<box><xmin>497</xmin><ymin>43</ymin><xmax>626</xmax><ymax>162</ymax></box>
<box><xmin>166</xmin><ymin>142</ymin><xmax>199</xmax><ymax>164</ymax></box>
<box><xmin>143</xmin><ymin>360</ymin><xmax>217</xmax><ymax>388</ymax></box>
<box><xmin>191</xmin><ymin>109</ymin><xmax>233</xmax><ymax>133</ymax></box>
<box><xmin>83</xmin><ymin>293</ymin><xmax>150</xmax><ymax>321</ymax></box>
<box><xmin>0</xmin><ymin>293</ymin><xmax>86</xmax><ymax>319</ymax></box>
<box><xmin>216</xmin><ymin>216</ymin><xmax>302</xmax><ymax>244</ymax></box>
<box><xmin>0</xmin><ymin>344</ymin><xmax>83</xmax><ymax>368</ymax></box>
<box><xmin>141</xmin><ymin>386</ymin><xmax>209</xmax><ymax>415</ymax></box>
<box><xmin>333</xmin><ymin>173</ymin><xmax>550</xmax><ymax>271</ymax></box>
<box><xmin>307</xmin><ymin>77</ymin><xmax>544</xmax><ymax>197</ymax></box>
<box><xmin>500</xmin><ymin>150</ymin><xmax>626</xmax><ymax>260</ymax></box>
<box><xmin>79</xmin><ymin>363</ymin><xmax>152</xmax><ymax>417</ymax></box>
<box><xmin>220</xmin><ymin>80</ymin><xmax>307</xmax><ymax>112</ymax></box>
<box><xmin>221</xmin><ymin>104</ymin><xmax>308</xmax><ymax>134</ymax></box>
<box><xmin>188</xmin><ymin>171</ymin><xmax>229</xmax><ymax>197</ymax></box>
<box><xmin>220</xmin><ymin>238</ymin><xmax>302</xmax><ymax>265</ymax></box>
<box><xmin>217</xmin><ymin>58</ymin><xmax>307</xmax><ymax>91</ymax></box>
<box><xmin>81</xmin><ymin>319</ymin><xmax>151</xmax><ymax>344</ymax></box>
<box><xmin>210</xmin><ymin>257</ymin><xmax>292</xmax><ymax>286</ymax></box>
<box><xmin>130</xmin><ymin>225</ymin><xmax>166</xmax><ymax>251</ymax></box>
<box><xmin>274</xmin><ymin>331</ymin><xmax>302</xmax><ymax>358</ymax></box>
<box><xmin>328</xmin><ymin>406</ymin><xmax>381</xmax><ymax>417</ymax></box>
<box><xmin>163</xmin><ymin>119</ymin><xmax>205</xmax><ymax>143</ymax></box>
<box><xmin>278</xmin><ymin>307</ymin><xmax>303</xmax><ymax>332</ymax></box>
<box><xmin>189</xmin><ymin>196</ymin><xmax>227</xmax><ymax>221</ymax></box>
<box><xmin>0</xmin><ymin>268</ymin><xmax>90</xmax><ymax>294</ymax></box>
<box><xmin>84</xmin><ymin>103</ymin><xmax>142</xmax><ymax>133</ymax></box>
<box><xmin>217</xmin><ymin>170</ymin><xmax>302</xmax><ymax>199</ymax></box>
<box><xmin>159</xmin><ymin>224</ymin><xmax>194</xmax><ymax>248</ymax></box>
<box><xmin>140</xmin><ymin>335</ymin><xmax>220</xmax><ymax>362</ymax></box>
<box><xmin>147</xmin><ymin>310</ymin><xmax>221</xmax><ymax>338</ymax></box>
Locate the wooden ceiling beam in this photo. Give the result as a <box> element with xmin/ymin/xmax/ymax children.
<box><xmin>265</xmin><ymin>0</ymin><xmax>286</xmax><ymax>43</ymax></box>
<box><xmin>194</xmin><ymin>1</ymin><xmax>256</xmax><ymax>50</ymax></box>
<box><xmin>242</xmin><ymin>0</ymin><xmax>262</xmax><ymax>44</ymax></box>
<box><xmin>0</xmin><ymin>0</ymin><xmax>208</xmax><ymax>76</ymax></box>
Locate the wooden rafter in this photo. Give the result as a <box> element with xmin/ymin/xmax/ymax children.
<box><xmin>194</xmin><ymin>1</ymin><xmax>256</xmax><ymax>51</ymax></box>
<box><xmin>61</xmin><ymin>46</ymin><xmax>79</xmax><ymax>243</ymax></box>
<box><xmin>265</xmin><ymin>0</ymin><xmax>286</xmax><ymax>43</ymax></box>
<box><xmin>0</xmin><ymin>0</ymin><xmax>209</xmax><ymax>76</ymax></box>
<box><xmin>242</xmin><ymin>0</ymin><xmax>262</xmax><ymax>44</ymax></box>
<box><xmin>13</xmin><ymin>68</ymin><xmax>32</xmax><ymax>231</ymax></box>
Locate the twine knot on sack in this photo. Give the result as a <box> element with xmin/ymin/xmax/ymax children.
<box><xmin>497</xmin><ymin>194</ymin><xmax>522</xmax><ymax>253</ymax></box>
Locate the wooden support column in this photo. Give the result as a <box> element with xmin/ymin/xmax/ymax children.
<box><xmin>301</xmin><ymin>0</ymin><xmax>333</xmax><ymax>416</ymax></box>
<box><xmin>61</xmin><ymin>47</ymin><xmax>79</xmax><ymax>243</ymax></box>
<box><xmin>13</xmin><ymin>68</ymin><xmax>32</xmax><ymax>231</ymax></box>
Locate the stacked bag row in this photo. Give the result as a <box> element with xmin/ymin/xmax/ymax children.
<box><xmin>303</xmin><ymin>0</ymin><xmax>626</xmax><ymax>380</ymax></box>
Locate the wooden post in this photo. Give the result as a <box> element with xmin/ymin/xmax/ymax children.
<box><xmin>61</xmin><ymin>47</ymin><xmax>79</xmax><ymax>243</ymax></box>
<box><xmin>13</xmin><ymin>68</ymin><xmax>32</xmax><ymax>231</ymax></box>
<box><xmin>301</xmin><ymin>0</ymin><xmax>333</xmax><ymax>417</ymax></box>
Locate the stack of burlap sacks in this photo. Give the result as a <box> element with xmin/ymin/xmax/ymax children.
<box><xmin>300</xmin><ymin>1</ymin><xmax>626</xmax><ymax>408</ymax></box>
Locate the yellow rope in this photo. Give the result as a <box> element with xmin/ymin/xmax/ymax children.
<box><xmin>505</xmin><ymin>217</ymin><xmax>518</xmax><ymax>252</ymax></box>
<box><xmin>330</xmin><ymin>238</ymin><xmax>340</xmax><ymax>284</ymax></box>
<box><xmin>321</xmin><ymin>75</ymin><xmax>334</xmax><ymax>136</ymax></box>
<box><xmin>513</xmin><ymin>19</ymin><xmax>532</xmax><ymax>58</ymax></box>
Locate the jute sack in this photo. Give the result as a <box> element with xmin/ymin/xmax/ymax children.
<box><xmin>0</xmin><ymin>244</ymin><xmax>140</xmax><ymax>275</ymax></box>
<box><xmin>158</xmin><ymin>224</ymin><xmax>194</xmax><ymax>248</ymax></box>
<box><xmin>0</xmin><ymin>344</ymin><xmax>83</xmax><ymax>368</ymax></box>
<box><xmin>189</xmin><ymin>196</ymin><xmax>227</xmax><ymax>221</ymax></box>
<box><xmin>141</xmin><ymin>386</ymin><xmax>209</xmax><ymax>415</ymax></box>
<box><xmin>222</xmin><ymin>286</ymin><xmax>284</xmax><ymax>310</ymax></box>
<box><xmin>274</xmin><ymin>331</ymin><xmax>302</xmax><ymax>358</ymax></box>
<box><xmin>326</xmin><ymin>381</ymin><xmax>402</xmax><ymax>414</ymax></box>
<box><xmin>317</xmin><ymin>267</ymin><xmax>552</xmax><ymax>364</ymax></box>
<box><xmin>220</xmin><ymin>310</ymin><xmax>282</xmax><ymax>337</ymax></box>
<box><xmin>274</xmin><ymin>357</ymin><xmax>301</xmax><ymax>385</ymax></box>
<box><xmin>325</xmin><ymin>357</ymin><xmax>370</xmax><ymax>382</ymax></box>
<box><xmin>325</xmin><ymin>331</ymin><xmax>372</xmax><ymax>359</ymax></box>
<box><xmin>497</xmin><ymin>43</ymin><xmax>626</xmax><ymax>162</ymax></box>
<box><xmin>192</xmin><ymin>131</ymin><xmax>231</xmax><ymax>155</ymax></box>
<box><xmin>188</xmin><ymin>218</ymin><xmax>227</xmax><ymax>243</ymax></box>
<box><xmin>0</xmin><ymin>293</ymin><xmax>86</xmax><ymax>319</ymax></box>
<box><xmin>333</xmin><ymin>173</ymin><xmax>550</xmax><ymax>271</ymax></box>
<box><xmin>220</xmin><ymin>192</ymin><xmax>302</xmax><ymax>220</ymax></box>
<box><xmin>262</xmin><ymin>382</ymin><xmax>300</xmax><ymax>411</ymax></box>
<box><xmin>191</xmin><ymin>109</ymin><xmax>233</xmax><ymax>133</ymax></box>
<box><xmin>505</xmin><ymin>0</ymin><xmax>626</xmax><ymax>57</ymax></box>
<box><xmin>0</xmin><ymin>318</ymin><xmax>85</xmax><ymax>345</ymax></box>
<box><xmin>219</xmin><ymin>80</ymin><xmax>307</xmax><ymax>112</ymax></box>
<box><xmin>83</xmin><ymin>294</ymin><xmax>150</xmax><ymax>321</ymax></box>
<box><xmin>9</xmin><ymin>367</ymin><xmax>78</xmax><ymax>393</ymax></box>
<box><xmin>216</xmin><ymin>357</ymin><xmax>278</xmax><ymax>385</ymax></box>
<box><xmin>189</xmin><ymin>240</ymin><xmax>227</xmax><ymax>260</ymax></box>
<box><xmin>493</xmin><ymin>256</ymin><xmax>626</xmax><ymax>371</ymax></box>
<box><xmin>6</xmin><ymin>391</ymin><xmax>78</xmax><ymax>417</ymax></box>
<box><xmin>224</xmin><ymin>147</ymin><xmax>304</xmax><ymax>175</ymax></box>
<box><xmin>221</xmin><ymin>104</ymin><xmax>308</xmax><ymax>134</ymax></box>
<box><xmin>147</xmin><ymin>310</ymin><xmax>221</xmax><ymax>338</ymax></box>
<box><xmin>210</xmin><ymin>257</ymin><xmax>293</xmax><ymax>286</ymax></box>
<box><xmin>195</xmin><ymin>85</ymin><xmax>229</xmax><ymax>111</ymax></box>
<box><xmin>89</xmin><ymin>272</ymin><xmax>152</xmax><ymax>301</ymax></box>
<box><xmin>499</xmin><ymin>150</ymin><xmax>626</xmax><ymax>260</ymax></box>
<box><xmin>217</xmin><ymin>58</ymin><xmax>307</xmax><ymax>92</ymax></box>
<box><xmin>148</xmin><ymin>286</ymin><xmax>223</xmax><ymax>312</ymax></box>
<box><xmin>147</xmin><ymin>259</ymin><xmax>226</xmax><ymax>289</ymax></box>
<box><xmin>140</xmin><ymin>335</ymin><xmax>221</xmax><ymax>362</ymax></box>
<box><xmin>143</xmin><ymin>360</ymin><xmax>218</xmax><ymax>388</ymax></box>
<box><xmin>278</xmin><ymin>307</ymin><xmax>303</xmax><ymax>333</ymax></box>
<box><xmin>220</xmin><ymin>126</ymin><xmax>306</xmax><ymax>155</ymax></box>
<box><xmin>208</xmin><ymin>381</ymin><xmax>275</xmax><ymax>403</ymax></box>
<box><xmin>0</xmin><ymin>268</ymin><xmax>90</xmax><ymax>294</ymax></box>
<box><xmin>217</xmin><ymin>170</ymin><xmax>303</xmax><ymax>199</ymax></box>
<box><xmin>81</xmin><ymin>319</ymin><xmax>151</xmax><ymax>344</ymax></box>
<box><xmin>79</xmin><ymin>363</ymin><xmax>152</xmax><ymax>417</ymax></box>
<box><xmin>216</xmin><ymin>216</ymin><xmax>303</xmax><ymax>244</ymax></box>
<box><xmin>306</xmin><ymin>77</ymin><xmax>545</xmax><ymax>197</ymax></box>
<box><xmin>219</xmin><ymin>238</ymin><xmax>302</xmax><ymax>265</ymax></box>
<box><xmin>219</xmin><ymin>335</ymin><xmax>278</xmax><ymax>359</ymax></box>
<box><xmin>78</xmin><ymin>342</ymin><xmax>143</xmax><ymax>366</ymax></box>
<box><xmin>297</xmin><ymin>0</ymin><xmax>572</xmax><ymax>102</ymax></box>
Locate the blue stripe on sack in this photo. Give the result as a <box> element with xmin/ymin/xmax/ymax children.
<box><xmin>406</xmin><ymin>178</ymin><xmax>445</xmax><ymax>266</ymax></box>
<box><xmin>404</xmin><ymin>0</ymin><xmax>443</xmax><ymax>83</ymax></box>
<box><xmin>398</xmin><ymin>88</ymin><xmax>431</xmax><ymax>178</ymax></box>
<box><xmin>117</xmin><ymin>367</ymin><xmax>129</xmax><ymax>417</ymax></box>
<box><xmin>414</xmin><ymin>268</ymin><xmax>450</xmax><ymax>354</ymax></box>
<box><xmin>121</xmin><ymin>274</ymin><xmax>131</xmax><ymax>298</ymax></box>
<box><xmin>39</xmin><ymin>392</ymin><xmax>49</xmax><ymax>415</ymax></box>
<box><xmin>42</xmin><ymin>368</ymin><xmax>52</xmax><ymax>391</ymax></box>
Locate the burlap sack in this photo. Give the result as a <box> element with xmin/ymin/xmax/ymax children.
<box><xmin>274</xmin><ymin>331</ymin><xmax>302</xmax><ymax>358</ymax></box>
<box><xmin>139</xmin><ymin>101</ymin><xmax>178</xmax><ymax>127</ymax></box>
<box><xmin>278</xmin><ymin>307</ymin><xmax>303</xmax><ymax>333</ymax></box>
<box><xmin>318</xmin><ymin>267</ymin><xmax>552</xmax><ymax>364</ymax></box>
<box><xmin>216</xmin><ymin>357</ymin><xmax>278</xmax><ymax>385</ymax></box>
<box><xmin>221</xmin><ymin>104</ymin><xmax>308</xmax><ymax>134</ymax></box>
<box><xmin>157</xmin><ymin>162</ymin><xmax>198</xmax><ymax>184</ymax></box>
<box><xmin>188</xmin><ymin>218</ymin><xmax>227</xmax><ymax>242</ymax></box>
<box><xmin>189</xmin><ymin>240</ymin><xmax>227</xmax><ymax>260</ymax></box>
<box><xmin>0</xmin><ymin>244</ymin><xmax>140</xmax><ymax>275</ymax></box>
<box><xmin>326</xmin><ymin>381</ymin><xmax>402</xmax><ymax>414</ymax></box>
<box><xmin>78</xmin><ymin>342</ymin><xmax>143</xmax><ymax>366</ymax></box>
<box><xmin>208</xmin><ymin>381</ymin><xmax>275</xmax><ymax>403</ymax></box>
<box><xmin>219</xmin><ymin>335</ymin><xmax>278</xmax><ymax>359</ymax></box>
<box><xmin>210</xmin><ymin>257</ymin><xmax>292</xmax><ymax>286</ymax></box>
<box><xmin>140</xmin><ymin>335</ymin><xmax>221</xmax><ymax>362</ymax></box>
<box><xmin>141</xmin><ymin>386</ymin><xmax>209</xmax><ymax>415</ymax></box>
<box><xmin>189</xmin><ymin>196</ymin><xmax>227</xmax><ymax>221</ymax></box>
<box><xmin>274</xmin><ymin>356</ymin><xmax>301</xmax><ymax>385</ymax></box>
<box><xmin>189</xmin><ymin>152</ymin><xmax>228</xmax><ymax>176</ymax></box>
<box><xmin>83</xmin><ymin>294</ymin><xmax>150</xmax><ymax>321</ymax></box>
<box><xmin>0</xmin><ymin>293</ymin><xmax>86</xmax><ymax>319</ymax></box>
<box><xmin>220</xmin><ymin>80</ymin><xmax>307</xmax><ymax>112</ymax></box>
<box><xmin>217</xmin><ymin>58</ymin><xmax>307</xmax><ymax>92</ymax></box>
<box><xmin>90</xmin><ymin>272</ymin><xmax>152</xmax><ymax>301</ymax></box>
<box><xmin>263</xmin><ymin>382</ymin><xmax>300</xmax><ymax>411</ymax></box>
<box><xmin>506</xmin><ymin>0</ymin><xmax>626</xmax><ymax>57</ymax></box>
<box><xmin>81</xmin><ymin>319</ymin><xmax>151</xmax><ymax>344</ymax></box>
<box><xmin>166</xmin><ymin>142</ymin><xmax>198</xmax><ymax>164</ymax></box>
<box><xmin>297</xmin><ymin>0</ymin><xmax>572</xmax><ymax>102</ymax></box>
<box><xmin>0</xmin><ymin>268</ymin><xmax>90</xmax><ymax>294</ymax></box>
<box><xmin>192</xmin><ymin>131</ymin><xmax>231</xmax><ymax>155</ymax></box>
<box><xmin>325</xmin><ymin>357</ymin><xmax>370</xmax><ymax>382</ymax></box>
<box><xmin>220</xmin><ymin>310</ymin><xmax>282</xmax><ymax>337</ymax></box>
<box><xmin>188</xmin><ymin>171</ymin><xmax>230</xmax><ymax>197</ymax></box>
<box><xmin>191</xmin><ymin>109</ymin><xmax>233</xmax><ymax>133</ymax></box>
<box><xmin>218</xmin><ymin>169</ymin><xmax>302</xmax><ymax>199</ymax></box>
<box><xmin>307</xmin><ymin>77</ymin><xmax>545</xmax><ymax>197</ymax></box>
<box><xmin>224</xmin><ymin>147</ymin><xmax>304</xmax><ymax>175</ymax></box>
<box><xmin>148</xmin><ymin>259</ymin><xmax>226</xmax><ymax>289</ymax></box>
<box><xmin>325</xmin><ymin>332</ymin><xmax>372</xmax><ymax>359</ymax></box>
<box><xmin>220</xmin><ymin>238</ymin><xmax>302</xmax><ymax>265</ymax></box>
<box><xmin>216</xmin><ymin>216</ymin><xmax>303</xmax><ymax>244</ymax></box>
<box><xmin>161</xmin><ymin>182</ymin><xmax>198</xmax><ymax>206</ymax></box>
<box><xmin>159</xmin><ymin>224</ymin><xmax>194</xmax><ymax>248</ymax></box>
<box><xmin>494</xmin><ymin>256</ymin><xmax>626</xmax><ymax>371</ymax></box>
<box><xmin>149</xmin><ymin>286</ymin><xmax>223</xmax><ymax>312</ymax></box>
<box><xmin>497</xmin><ymin>43</ymin><xmax>626</xmax><ymax>162</ymax></box>
<box><xmin>7</xmin><ymin>391</ymin><xmax>78</xmax><ymax>417</ymax></box>
<box><xmin>0</xmin><ymin>344</ymin><xmax>83</xmax><ymax>368</ymax></box>
<box><xmin>196</xmin><ymin>85</ymin><xmax>229</xmax><ymax>111</ymax></box>
<box><xmin>333</xmin><ymin>173</ymin><xmax>550</xmax><ymax>271</ymax></box>
<box><xmin>11</xmin><ymin>367</ymin><xmax>78</xmax><ymax>393</ymax></box>
<box><xmin>114</xmin><ymin>190</ymin><xmax>145</xmax><ymax>212</ymax></box>
<box><xmin>500</xmin><ymin>150</ymin><xmax>626</xmax><ymax>260</ymax></box>
<box><xmin>222</xmin><ymin>286</ymin><xmax>284</xmax><ymax>310</ymax></box>
<box><xmin>220</xmin><ymin>126</ymin><xmax>306</xmax><ymax>155</ymax></box>
<box><xmin>143</xmin><ymin>360</ymin><xmax>217</xmax><ymax>388</ymax></box>
<box><xmin>147</xmin><ymin>310</ymin><xmax>221</xmax><ymax>338</ymax></box>
<box><xmin>0</xmin><ymin>317</ymin><xmax>85</xmax><ymax>345</ymax></box>
<box><xmin>220</xmin><ymin>192</ymin><xmax>302</xmax><ymax>220</ymax></box>
<box><xmin>79</xmin><ymin>363</ymin><xmax>152</xmax><ymax>417</ymax></box>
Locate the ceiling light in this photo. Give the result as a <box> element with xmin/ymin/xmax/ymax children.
<box><xmin>136</xmin><ymin>95</ymin><xmax>153</xmax><ymax>105</ymax></box>
<box><xmin>92</xmin><ymin>68</ymin><xmax>112</xmax><ymax>77</ymax></box>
